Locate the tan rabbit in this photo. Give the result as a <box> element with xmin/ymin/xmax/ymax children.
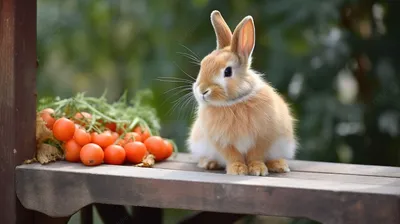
<box><xmin>187</xmin><ymin>10</ymin><xmax>297</xmax><ymax>176</ymax></box>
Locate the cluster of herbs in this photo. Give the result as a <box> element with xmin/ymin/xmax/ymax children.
<box><xmin>37</xmin><ymin>89</ymin><xmax>161</xmax><ymax>137</ymax></box>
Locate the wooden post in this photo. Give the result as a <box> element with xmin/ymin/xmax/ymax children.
<box><xmin>0</xmin><ymin>0</ymin><xmax>37</xmax><ymax>223</ymax></box>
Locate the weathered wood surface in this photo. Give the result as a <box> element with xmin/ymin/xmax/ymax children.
<box><xmin>15</xmin><ymin>153</ymin><xmax>400</xmax><ymax>224</ymax></box>
<box><xmin>0</xmin><ymin>0</ymin><xmax>37</xmax><ymax>223</ymax></box>
<box><xmin>166</xmin><ymin>153</ymin><xmax>400</xmax><ymax>178</ymax></box>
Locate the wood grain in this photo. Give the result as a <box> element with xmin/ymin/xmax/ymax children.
<box><xmin>0</xmin><ymin>0</ymin><xmax>37</xmax><ymax>223</ymax></box>
<box><xmin>15</xmin><ymin>160</ymin><xmax>400</xmax><ymax>224</ymax></box>
<box><xmin>153</xmin><ymin>161</ymin><xmax>400</xmax><ymax>186</ymax></box>
<box><xmin>167</xmin><ymin>153</ymin><xmax>400</xmax><ymax>178</ymax></box>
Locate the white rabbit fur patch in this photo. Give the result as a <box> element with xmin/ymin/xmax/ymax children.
<box><xmin>188</xmin><ymin>134</ymin><xmax>296</xmax><ymax>167</ymax></box>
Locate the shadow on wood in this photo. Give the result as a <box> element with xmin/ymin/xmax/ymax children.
<box><xmin>132</xmin><ymin>206</ymin><xmax>163</xmax><ymax>224</ymax></box>
<box><xmin>34</xmin><ymin>212</ymin><xmax>71</xmax><ymax>224</ymax></box>
<box><xmin>80</xmin><ymin>204</ymin><xmax>93</xmax><ymax>224</ymax></box>
<box><xmin>178</xmin><ymin>212</ymin><xmax>245</xmax><ymax>224</ymax></box>
<box><xmin>95</xmin><ymin>204</ymin><xmax>133</xmax><ymax>224</ymax></box>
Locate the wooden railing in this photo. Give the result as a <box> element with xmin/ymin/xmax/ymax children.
<box><xmin>15</xmin><ymin>153</ymin><xmax>400</xmax><ymax>224</ymax></box>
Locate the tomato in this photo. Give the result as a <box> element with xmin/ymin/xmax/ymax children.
<box><xmin>80</xmin><ymin>143</ymin><xmax>104</xmax><ymax>166</ymax></box>
<box><xmin>141</xmin><ymin>131</ymin><xmax>150</xmax><ymax>142</ymax></box>
<box><xmin>105</xmin><ymin>122</ymin><xmax>117</xmax><ymax>132</ymax></box>
<box><xmin>53</xmin><ymin>117</ymin><xmax>76</xmax><ymax>141</ymax></box>
<box><xmin>124</xmin><ymin>142</ymin><xmax>148</xmax><ymax>164</ymax></box>
<box><xmin>116</xmin><ymin>139</ymin><xmax>127</xmax><ymax>147</ymax></box>
<box><xmin>134</xmin><ymin>126</ymin><xmax>151</xmax><ymax>142</ymax></box>
<box><xmin>104</xmin><ymin>145</ymin><xmax>126</xmax><ymax>165</ymax></box>
<box><xmin>91</xmin><ymin>131</ymin><xmax>114</xmax><ymax>148</ymax></box>
<box><xmin>64</xmin><ymin>139</ymin><xmax>82</xmax><ymax>162</ymax></box>
<box><xmin>143</xmin><ymin>136</ymin><xmax>166</xmax><ymax>161</ymax></box>
<box><xmin>124</xmin><ymin>132</ymin><xmax>142</xmax><ymax>143</ymax></box>
<box><xmin>116</xmin><ymin>124</ymin><xmax>129</xmax><ymax>135</ymax></box>
<box><xmin>74</xmin><ymin>127</ymin><xmax>91</xmax><ymax>146</ymax></box>
<box><xmin>74</xmin><ymin>112</ymin><xmax>92</xmax><ymax>120</ymax></box>
<box><xmin>111</xmin><ymin>132</ymin><xmax>119</xmax><ymax>143</ymax></box>
<box><xmin>163</xmin><ymin>139</ymin><xmax>174</xmax><ymax>160</ymax></box>
<box><xmin>74</xmin><ymin>112</ymin><xmax>92</xmax><ymax>126</ymax></box>
<box><xmin>39</xmin><ymin>108</ymin><xmax>56</xmax><ymax>130</ymax></box>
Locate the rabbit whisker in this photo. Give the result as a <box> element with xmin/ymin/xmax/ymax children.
<box><xmin>179</xmin><ymin>43</ymin><xmax>201</xmax><ymax>60</ymax></box>
<box><xmin>157</xmin><ymin>76</ymin><xmax>194</xmax><ymax>82</ymax></box>
<box><xmin>173</xmin><ymin>62</ymin><xmax>196</xmax><ymax>81</ymax></box>
<box><xmin>168</xmin><ymin>92</ymin><xmax>193</xmax><ymax>117</ymax></box>
<box><xmin>163</xmin><ymin>85</ymin><xmax>192</xmax><ymax>95</ymax></box>
<box><xmin>160</xmin><ymin>87</ymin><xmax>192</xmax><ymax>107</ymax></box>
<box><xmin>177</xmin><ymin>52</ymin><xmax>201</xmax><ymax>66</ymax></box>
<box><xmin>156</xmin><ymin>78</ymin><xmax>193</xmax><ymax>85</ymax></box>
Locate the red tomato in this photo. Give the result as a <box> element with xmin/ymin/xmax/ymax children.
<box><xmin>91</xmin><ymin>131</ymin><xmax>114</xmax><ymax>148</ymax></box>
<box><xmin>104</xmin><ymin>145</ymin><xmax>126</xmax><ymax>165</ymax></box>
<box><xmin>105</xmin><ymin>122</ymin><xmax>117</xmax><ymax>132</ymax></box>
<box><xmin>124</xmin><ymin>142</ymin><xmax>148</xmax><ymax>164</ymax></box>
<box><xmin>64</xmin><ymin>139</ymin><xmax>82</xmax><ymax>162</ymax></box>
<box><xmin>80</xmin><ymin>143</ymin><xmax>104</xmax><ymax>166</ymax></box>
<box><xmin>163</xmin><ymin>139</ymin><xmax>174</xmax><ymax>160</ymax></box>
<box><xmin>74</xmin><ymin>127</ymin><xmax>91</xmax><ymax>146</ymax></box>
<box><xmin>111</xmin><ymin>132</ymin><xmax>119</xmax><ymax>143</ymax></box>
<box><xmin>124</xmin><ymin>132</ymin><xmax>142</xmax><ymax>143</ymax></box>
<box><xmin>39</xmin><ymin>108</ymin><xmax>56</xmax><ymax>130</ymax></box>
<box><xmin>74</xmin><ymin>112</ymin><xmax>92</xmax><ymax>126</ymax></box>
<box><xmin>116</xmin><ymin>124</ymin><xmax>129</xmax><ymax>135</ymax></box>
<box><xmin>116</xmin><ymin>139</ymin><xmax>126</xmax><ymax>147</ymax></box>
<box><xmin>53</xmin><ymin>118</ymin><xmax>76</xmax><ymax>141</ymax></box>
<box><xmin>144</xmin><ymin>136</ymin><xmax>167</xmax><ymax>161</ymax></box>
<box><xmin>134</xmin><ymin>126</ymin><xmax>151</xmax><ymax>142</ymax></box>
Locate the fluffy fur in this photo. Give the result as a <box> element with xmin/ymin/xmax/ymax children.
<box><xmin>187</xmin><ymin>10</ymin><xmax>297</xmax><ymax>176</ymax></box>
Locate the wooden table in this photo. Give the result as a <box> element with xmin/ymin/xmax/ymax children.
<box><xmin>15</xmin><ymin>153</ymin><xmax>400</xmax><ymax>224</ymax></box>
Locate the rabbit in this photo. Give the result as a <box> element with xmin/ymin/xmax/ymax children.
<box><xmin>186</xmin><ymin>10</ymin><xmax>298</xmax><ymax>176</ymax></box>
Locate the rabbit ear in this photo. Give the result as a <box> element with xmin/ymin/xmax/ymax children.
<box><xmin>210</xmin><ymin>10</ymin><xmax>232</xmax><ymax>49</ymax></box>
<box><xmin>231</xmin><ymin>15</ymin><xmax>255</xmax><ymax>63</ymax></box>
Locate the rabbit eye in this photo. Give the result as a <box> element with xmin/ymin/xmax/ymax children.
<box><xmin>224</xmin><ymin>66</ymin><xmax>232</xmax><ymax>77</ymax></box>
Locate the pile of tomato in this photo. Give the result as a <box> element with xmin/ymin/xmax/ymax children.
<box><xmin>39</xmin><ymin>108</ymin><xmax>173</xmax><ymax>166</ymax></box>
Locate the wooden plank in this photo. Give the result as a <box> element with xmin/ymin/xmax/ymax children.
<box><xmin>168</xmin><ymin>153</ymin><xmax>400</xmax><ymax>178</ymax></box>
<box><xmin>15</xmin><ymin>162</ymin><xmax>400</xmax><ymax>224</ymax></box>
<box><xmin>153</xmin><ymin>161</ymin><xmax>400</xmax><ymax>186</ymax></box>
<box><xmin>0</xmin><ymin>0</ymin><xmax>37</xmax><ymax>223</ymax></box>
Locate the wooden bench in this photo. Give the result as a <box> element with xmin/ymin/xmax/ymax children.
<box><xmin>15</xmin><ymin>153</ymin><xmax>400</xmax><ymax>224</ymax></box>
<box><xmin>1</xmin><ymin>0</ymin><xmax>399</xmax><ymax>223</ymax></box>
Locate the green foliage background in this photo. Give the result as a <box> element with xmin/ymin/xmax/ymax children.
<box><xmin>37</xmin><ymin>0</ymin><xmax>399</xmax><ymax>223</ymax></box>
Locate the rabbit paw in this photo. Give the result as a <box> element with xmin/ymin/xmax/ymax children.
<box><xmin>266</xmin><ymin>159</ymin><xmax>290</xmax><ymax>173</ymax></box>
<box><xmin>197</xmin><ymin>157</ymin><xmax>221</xmax><ymax>170</ymax></box>
<box><xmin>248</xmin><ymin>161</ymin><xmax>269</xmax><ymax>176</ymax></box>
<box><xmin>226</xmin><ymin>162</ymin><xmax>248</xmax><ymax>175</ymax></box>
